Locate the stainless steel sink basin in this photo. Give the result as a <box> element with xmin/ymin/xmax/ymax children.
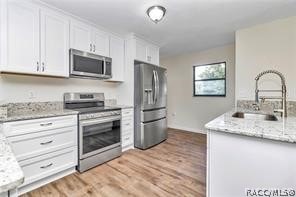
<box><xmin>232</xmin><ymin>112</ymin><xmax>278</xmax><ymax>121</ymax></box>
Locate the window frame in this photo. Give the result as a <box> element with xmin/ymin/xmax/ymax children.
<box><xmin>193</xmin><ymin>61</ymin><xmax>226</xmax><ymax>97</ymax></box>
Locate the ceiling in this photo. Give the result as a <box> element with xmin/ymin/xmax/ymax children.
<box><xmin>41</xmin><ymin>0</ymin><xmax>296</xmax><ymax>58</ymax></box>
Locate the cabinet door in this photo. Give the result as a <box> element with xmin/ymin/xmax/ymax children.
<box><xmin>92</xmin><ymin>28</ymin><xmax>110</xmax><ymax>56</ymax></box>
<box><xmin>108</xmin><ymin>35</ymin><xmax>124</xmax><ymax>82</ymax></box>
<box><xmin>147</xmin><ymin>45</ymin><xmax>159</xmax><ymax>65</ymax></box>
<box><xmin>135</xmin><ymin>38</ymin><xmax>147</xmax><ymax>62</ymax></box>
<box><xmin>40</xmin><ymin>9</ymin><xmax>69</xmax><ymax>77</ymax></box>
<box><xmin>70</xmin><ymin>20</ymin><xmax>92</xmax><ymax>52</ymax></box>
<box><xmin>3</xmin><ymin>0</ymin><xmax>40</xmax><ymax>73</ymax></box>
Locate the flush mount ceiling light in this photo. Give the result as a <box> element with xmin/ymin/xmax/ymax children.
<box><xmin>146</xmin><ymin>5</ymin><xmax>166</xmax><ymax>24</ymax></box>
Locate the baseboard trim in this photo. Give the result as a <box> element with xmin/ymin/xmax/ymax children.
<box><xmin>168</xmin><ymin>125</ymin><xmax>207</xmax><ymax>134</ymax></box>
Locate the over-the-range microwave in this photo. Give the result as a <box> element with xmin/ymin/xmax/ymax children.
<box><xmin>70</xmin><ymin>49</ymin><xmax>112</xmax><ymax>79</ymax></box>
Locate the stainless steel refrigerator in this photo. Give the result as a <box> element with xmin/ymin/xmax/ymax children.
<box><xmin>134</xmin><ymin>62</ymin><xmax>167</xmax><ymax>149</ymax></box>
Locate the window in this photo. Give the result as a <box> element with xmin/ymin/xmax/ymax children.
<box><xmin>193</xmin><ymin>62</ymin><xmax>226</xmax><ymax>96</ymax></box>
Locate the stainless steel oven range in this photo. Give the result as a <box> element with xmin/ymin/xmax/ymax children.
<box><xmin>64</xmin><ymin>92</ymin><xmax>122</xmax><ymax>172</ymax></box>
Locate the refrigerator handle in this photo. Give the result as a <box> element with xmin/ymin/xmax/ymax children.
<box><xmin>153</xmin><ymin>70</ymin><xmax>157</xmax><ymax>104</ymax></box>
<box><xmin>155</xmin><ymin>71</ymin><xmax>159</xmax><ymax>103</ymax></box>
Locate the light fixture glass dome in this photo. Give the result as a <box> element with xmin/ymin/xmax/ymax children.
<box><xmin>147</xmin><ymin>5</ymin><xmax>166</xmax><ymax>23</ymax></box>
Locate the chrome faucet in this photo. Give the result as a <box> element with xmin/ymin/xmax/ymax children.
<box><xmin>255</xmin><ymin>70</ymin><xmax>287</xmax><ymax>117</ymax></box>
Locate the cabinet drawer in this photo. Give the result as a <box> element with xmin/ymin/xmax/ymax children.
<box><xmin>3</xmin><ymin>115</ymin><xmax>77</xmax><ymax>137</ymax></box>
<box><xmin>19</xmin><ymin>147</ymin><xmax>77</xmax><ymax>186</ymax></box>
<box><xmin>8</xmin><ymin>126</ymin><xmax>77</xmax><ymax>161</ymax></box>
<box><xmin>122</xmin><ymin>128</ymin><xmax>133</xmax><ymax>136</ymax></box>
<box><xmin>122</xmin><ymin>115</ymin><xmax>133</xmax><ymax>121</ymax></box>
<box><xmin>122</xmin><ymin>119</ymin><xmax>133</xmax><ymax>131</ymax></box>
<box><xmin>122</xmin><ymin>133</ymin><xmax>133</xmax><ymax>147</ymax></box>
<box><xmin>122</xmin><ymin>109</ymin><xmax>133</xmax><ymax>117</ymax></box>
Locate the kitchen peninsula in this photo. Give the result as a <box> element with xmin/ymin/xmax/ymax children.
<box><xmin>206</xmin><ymin>108</ymin><xmax>296</xmax><ymax>197</ymax></box>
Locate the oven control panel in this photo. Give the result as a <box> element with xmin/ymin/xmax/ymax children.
<box><xmin>79</xmin><ymin>110</ymin><xmax>121</xmax><ymax>120</ymax></box>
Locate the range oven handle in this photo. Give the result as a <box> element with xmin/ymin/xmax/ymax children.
<box><xmin>80</xmin><ymin>115</ymin><xmax>121</xmax><ymax>126</ymax></box>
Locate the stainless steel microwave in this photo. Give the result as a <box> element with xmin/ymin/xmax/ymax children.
<box><xmin>70</xmin><ymin>49</ymin><xmax>112</xmax><ymax>79</ymax></box>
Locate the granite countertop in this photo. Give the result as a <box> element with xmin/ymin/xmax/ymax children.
<box><xmin>0</xmin><ymin>109</ymin><xmax>78</xmax><ymax>123</ymax></box>
<box><xmin>205</xmin><ymin>108</ymin><xmax>296</xmax><ymax>143</ymax></box>
<box><xmin>109</xmin><ymin>105</ymin><xmax>134</xmax><ymax>109</ymax></box>
<box><xmin>0</xmin><ymin>133</ymin><xmax>24</xmax><ymax>193</ymax></box>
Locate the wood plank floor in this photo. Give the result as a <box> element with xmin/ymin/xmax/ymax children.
<box><xmin>21</xmin><ymin>129</ymin><xmax>207</xmax><ymax>197</ymax></box>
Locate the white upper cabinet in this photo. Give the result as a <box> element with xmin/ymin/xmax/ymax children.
<box><xmin>92</xmin><ymin>28</ymin><xmax>110</xmax><ymax>57</ymax></box>
<box><xmin>134</xmin><ymin>37</ymin><xmax>160</xmax><ymax>66</ymax></box>
<box><xmin>40</xmin><ymin>9</ymin><xmax>69</xmax><ymax>77</ymax></box>
<box><xmin>147</xmin><ymin>45</ymin><xmax>159</xmax><ymax>65</ymax></box>
<box><xmin>70</xmin><ymin>19</ymin><xmax>110</xmax><ymax>56</ymax></box>
<box><xmin>108</xmin><ymin>35</ymin><xmax>124</xmax><ymax>82</ymax></box>
<box><xmin>70</xmin><ymin>20</ymin><xmax>92</xmax><ymax>52</ymax></box>
<box><xmin>2</xmin><ymin>0</ymin><xmax>40</xmax><ymax>74</ymax></box>
<box><xmin>135</xmin><ymin>38</ymin><xmax>147</xmax><ymax>62</ymax></box>
<box><xmin>0</xmin><ymin>0</ymin><xmax>70</xmax><ymax>77</ymax></box>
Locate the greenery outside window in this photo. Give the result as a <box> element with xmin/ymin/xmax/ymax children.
<box><xmin>193</xmin><ymin>62</ymin><xmax>226</xmax><ymax>97</ymax></box>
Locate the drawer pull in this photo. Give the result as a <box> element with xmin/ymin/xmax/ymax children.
<box><xmin>40</xmin><ymin>163</ymin><xmax>53</xmax><ymax>169</ymax></box>
<box><xmin>124</xmin><ymin>123</ymin><xmax>130</xmax><ymax>126</ymax></box>
<box><xmin>40</xmin><ymin>140</ymin><xmax>53</xmax><ymax>145</ymax></box>
<box><xmin>40</xmin><ymin>122</ymin><xmax>53</xmax><ymax>127</ymax></box>
<box><xmin>124</xmin><ymin>137</ymin><xmax>130</xmax><ymax>140</ymax></box>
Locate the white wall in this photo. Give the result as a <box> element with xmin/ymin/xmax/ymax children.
<box><xmin>160</xmin><ymin>44</ymin><xmax>235</xmax><ymax>133</ymax></box>
<box><xmin>236</xmin><ymin>16</ymin><xmax>296</xmax><ymax>101</ymax></box>
<box><xmin>0</xmin><ymin>74</ymin><xmax>119</xmax><ymax>103</ymax></box>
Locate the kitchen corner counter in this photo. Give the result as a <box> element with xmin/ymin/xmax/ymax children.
<box><xmin>205</xmin><ymin>108</ymin><xmax>296</xmax><ymax>143</ymax></box>
<box><xmin>0</xmin><ymin>109</ymin><xmax>78</xmax><ymax>123</ymax></box>
<box><xmin>0</xmin><ymin>133</ymin><xmax>24</xmax><ymax>193</ymax></box>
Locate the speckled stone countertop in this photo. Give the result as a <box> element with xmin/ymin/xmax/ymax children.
<box><xmin>0</xmin><ymin>133</ymin><xmax>24</xmax><ymax>192</ymax></box>
<box><xmin>205</xmin><ymin>108</ymin><xmax>296</xmax><ymax>143</ymax></box>
<box><xmin>0</xmin><ymin>109</ymin><xmax>78</xmax><ymax>123</ymax></box>
<box><xmin>0</xmin><ymin>101</ymin><xmax>78</xmax><ymax>122</ymax></box>
<box><xmin>108</xmin><ymin>105</ymin><xmax>134</xmax><ymax>109</ymax></box>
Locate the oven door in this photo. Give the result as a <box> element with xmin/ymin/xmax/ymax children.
<box><xmin>79</xmin><ymin>115</ymin><xmax>121</xmax><ymax>159</ymax></box>
<box><xmin>70</xmin><ymin>49</ymin><xmax>105</xmax><ymax>78</ymax></box>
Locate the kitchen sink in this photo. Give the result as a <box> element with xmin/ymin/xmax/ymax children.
<box><xmin>232</xmin><ymin>112</ymin><xmax>278</xmax><ymax>121</ymax></box>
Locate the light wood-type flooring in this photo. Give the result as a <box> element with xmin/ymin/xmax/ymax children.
<box><xmin>21</xmin><ymin>129</ymin><xmax>207</xmax><ymax>197</ymax></box>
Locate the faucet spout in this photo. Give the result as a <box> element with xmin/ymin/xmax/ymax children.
<box><xmin>254</xmin><ymin>70</ymin><xmax>287</xmax><ymax>117</ymax></box>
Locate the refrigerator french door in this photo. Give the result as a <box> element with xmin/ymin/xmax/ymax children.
<box><xmin>134</xmin><ymin>63</ymin><xmax>167</xmax><ymax>149</ymax></box>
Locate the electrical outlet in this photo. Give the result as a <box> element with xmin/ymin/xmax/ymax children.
<box><xmin>172</xmin><ymin>112</ymin><xmax>176</xmax><ymax>117</ymax></box>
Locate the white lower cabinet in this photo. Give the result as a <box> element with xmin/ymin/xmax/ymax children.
<box><xmin>3</xmin><ymin>115</ymin><xmax>78</xmax><ymax>195</ymax></box>
<box><xmin>8</xmin><ymin>126</ymin><xmax>77</xmax><ymax>161</ymax></box>
<box><xmin>121</xmin><ymin>108</ymin><xmax>134</xmax><ymax>151</ymax></box>
<box><xmin>19</xmin><ymin>147</ymin><xmax>77</xmax><ymax>186</ymax></box>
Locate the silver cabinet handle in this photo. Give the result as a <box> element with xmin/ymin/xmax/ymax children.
<box><xmin>37</xmin><ymin>61</ymin><xmax>40</xmax><ymax>71</ymax></box>
<box><xmin>40</xmin><ymin>122</ymin><xmax>53</xmax><ymax>127</ymax></box>
<box><xmin>40</xmin><ymin>140</ymin><xmax>53</xmax><ymax>145</ymax></box>
<box><xmin>93</xmin><ymin>45</ymin><xmax>96</xmax><ymax>52</ymax></box>
<box><xmin>40</xmin><ymin>163</ymin><xmax>53</xmax><ymax>169</ymax></box>
<box><xmin>42</xmin><ymin>62</ymin><xmax>45</xmax><ymax>72</ymax></box>
<box><xmin>90</xmin><ymin>44</ymin><xmax>92</xmax><ymax>51</ymax></box>
<box><xmin>124</xmin><ymin>123</ymin><xmax>130</xmax><ymax>126</ymax></box>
